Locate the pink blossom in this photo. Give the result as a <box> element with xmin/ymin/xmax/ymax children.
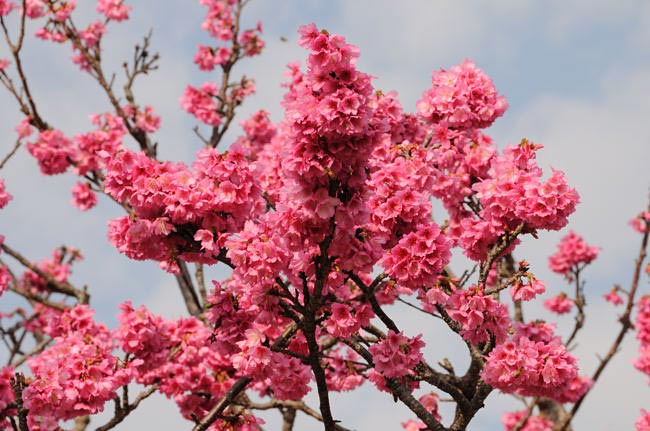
<box><xmin>548</xmin><ymin>231</ymin><xmax>599</xmax><ymax>278</ymax></box>
<box><xmin>502</xmin><ymin>410</ymin><xmax>553</xmax><ymax>431</ymax></box>
<box><xmin>79</xmin><ymin>21</ymin><xmax>106</xmax><ymax>47</ymax></box>
<box><xmin>544</xmin><ymin>293</ymin><xmax>574</xmax><ymax>314</ymax></box>
<box><xmin>26</xmin><ymin>129</ymin><xmax>75</xmax><ymax>175</ymax></box>
<box><xmin>0</xmin><ymin>179</ymin><xmax>12</xmax><ymax>209</ymax></box>
<box><xmin>71</xmin><ymin>182</ymin><xmax>97</xmax><ymax>211</ymax></box>
<box><xmin>381</xmin><ymin>222</ymin><xmax>450</xmax><ymax>292</ymax></box>
<box><xmin>15</xmin><ymin>117</ymin><xmax>34</xmax><ymax>139</ymax></box>
<box><xmin>636</xmin><ymin>410</ymin><xmax>650</xmax><ymax>431</ymax></box>
<box><xmin>482</xmin><ymin>324</ymin><xmax>580</xmax><ymax>400</ymax></box>
<box><xmin>604</xmin><ymin>287</ymin><xmax>625</xmax><ymax>306</ymax></box>
<box><xmin>0</xmin><ymin>266</ymin><xmax>10</xmax><ymax>295</ymax></box>
<box><xmin>510</xmin><ymin>277</ymin><xmax>546</xmax><ymax>302</ymax></box>
<box><xmin>0</xmin><ymin>58</ymin><xmax>8</xmax><ymax>70</ymax></box>
<box><xmin>417</xmin><ymin>59</ymin><xmax>507</xmax><ymax>130</ymax></box>
<box><xmin>96</xmin><ymin>0</ymin><xmax>130</xmax><ymax>21</ymax></box>
<box><xmin>447</xmin><ymin>288</ymin><xmax>511</xmax><ymax>344</ymax></box>
<box><xmin>369</xmin><ymin>331</ymin><xmax>424</xmax><ymax>378</ymax></box>
<box><xmin>0</xmin><ymin>0</ymin><xmax>16</xmax><ymax>16</ymax></box>
<box><xmin>194</xmin><ymin>45</ymin><xmax>231</xmax><ymax>71</ymax></box>
<box><xmin>180</xmin><ymin>82</ymin><xmax>221</xmax><ymax>126</ymax></box>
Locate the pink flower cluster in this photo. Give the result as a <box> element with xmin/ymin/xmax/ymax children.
<box><xmin>548</xmin><ymin>231</ymin><xmax>599</xmax><ymax>277</ymax></box>
<box><xmin>630</xmin><ymin>212</ymin><xmax>650</xmax><ymax>233</ymax></box>
<box><xmin>123</xmin><ymin>105</ymin><xmax>161</xmax><ymax>133</ymax></box>
<box><xmin>446</xmin><ymin>287</ymin><xmax>511</xmax><ymax>344</ymax></box>
<box><xmin>0</xmin><ymin>265</ymin><xmax>10</xmax><ymax>295</ymax></box>
<box><xmin>105</xmin><ymin>147</ymin><xmax>263</xmax><ymax>271</ymax></box>
<box><xmin>637</xmin><ymin>410</ymin><xmax>650</xmax><ymax>431</ymax></box>
<box><xmin>634</xmin><ymin>296</ymin><xmax>650</xmax><ymax>378</ymax></box>
<box><xmin>502</xmin><ymin>410</ymin><xmax>552</xmax><ymax>431</ymax></box>
<box><xmin>180</xmin><ymin>82</ymin><xmax>221</xmax><ymax>126</ymax></box>
<box><xmin>510</xmin><ymin>276</ymin><xmax>546</xmax><ymax>302</ymax></box>
<box><xmin>96</xmin><ymin>0</ymin><xmax>130</xmax><ymax>21</ymax></box>
<box><xmin>368</xmin><ymin>330</ymin><xmax>424</xmax><ymax>379</ymax></box>
<box><xmin>232</xmin><ymin>110</ymin><xmax>277</xmax><ymax>161</ymax></box>
<box><xmin>0</xmin><ymin>0</ymin><xmax>15</xmax><ymax>16</ymax></box>
<box><xmin>416</xmin><ymin>59</ymin><xmax>507</xmax><ymax>130</ymax></box>
<box><xmin>0</xmin><ymin>179</ymin><xmax>12</xmax><ymax>209</ymax></box>
<box><xmin>27</xmin><ymin>130</ymin><xmax>75</xmax><ymax>175</ymax></box>
<box><xmin>544</xmin><ymin>293</ymin><xmax>573</xmax><ymax>314</ymax></box>
<box><xmin>453</xmin><ymin>140</ymin><xmax>579</xmax><ymax>261</ymax></box>
<box><xmin>604</xmin><ymin>287</ymin><xmax>625</xmax><ymax>306</ymax></box>
<box><xmin>23</xmin><ymin>306</ymin><xmax>133</xmax><ymax>429</ymax></box>
<box><xmin>482</xmin><ymin>322</ymin><xmax>586</xmax><ymax>401</ymax></box>
<box><xmin>381</xmin><ymin>222</ymin><xmax>450</xmax><ymax>292</ymax></box>
<box><xmin>70</xmin><ymin>182</ymin><xmax>97</xmax><ymax>211</ymax></box>
<box><xmin>324</xmin><ymin>303</ymin><xmax>373</xmax><ymax>338</ymax></box>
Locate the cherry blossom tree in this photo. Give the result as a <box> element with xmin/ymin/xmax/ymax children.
<box><xmin>0</xmin><ymin>1</ymin><xmax>649</xmax><ymax>431</ymax></box>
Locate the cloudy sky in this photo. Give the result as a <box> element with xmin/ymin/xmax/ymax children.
<box><xmin>1</xmin><ymin>1</ymin><xmax>649</xmax><ymax>430</ymax></box>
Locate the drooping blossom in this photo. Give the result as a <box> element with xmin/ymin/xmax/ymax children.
<box><xmin>71</xmin><ymin>182</ymin><xmax>97</xmax><ymax>211</ymax></box>
<box><xmin>544</xmin><ymin>293</ymin><xmax>574</xmax><ymax>314</ymax></box>
<box><xmin>548</xmin><ymin>231</ymin><xmax>599</xmax><ymax>278</ymax></box>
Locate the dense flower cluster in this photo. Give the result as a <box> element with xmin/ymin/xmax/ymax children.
<box><xmin>446</xmin><ymin>287</ymin><xmax>511</xmax><ymax>344</ymax></box>
<box><xmin>381</xmin><ymin>222</ymin><xmax>450</xmax><ymax>292</ymax></box>
<box><xmin>482</xmin><ymin>322</ymin><xmax>584</xmax><ymax>401</ymax></box>
<box><xmin>23</xmin><ymin>306</ymin><xmax>132</xmax><ymax>429</ymax></box>
<box><xmin>416</xmin><ymin>59</ymin><xmax>507</xmax><ymax>130</ymax></box>
<box><xmin>105</xmin><ymin>147</ymin><xmax>264</xmax><ymax>272</ymax></box>
<box><xmin>368</xmin><ymin>330</ymin><xmax>424</xmax><ymax>378</ymax></box>
<box><xmin>548</xmin><ymin>231</ymin><xmax>600</xmax><ymax>278</ymax></box>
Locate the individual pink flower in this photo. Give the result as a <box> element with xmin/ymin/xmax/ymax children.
<box><xmin>71</xmin><ymin>182</ymin><xmax>97</xmax><ymax>211</ymax></box>
<box><xmin>604</xmin><ymin>287</ymin><xmax>625</xmax><ymax>306</ymax></box>
<box><xmin>369</xmin><ymin>331</ymin><xmax>424</xmax><ymax>378</ymax></box>
<box><xmin>0</xmin><ymin>179</ymin><xmax>12</xmax><ymax>209</ymax></box>
<box><xmin>630</xmin><ymin>212</ymin><xmax>650</xmax><ymax>233</ymax></box>
<box><xmin>15</xmin><ymin>117</ymin><xmax>34</xmax><ymax>139</ymax></box>
<box><xmin>548</xmin><ymin>231</ymin><xmax>599</xmax><ymax>278</ymax></box>
<box><xmin>0</xmin><ymin>58</ymin><xmax>8</xmax><ymax>71</ymax></box>
<box><xmin>544</xmin><ymin>293</ymin><xmax>573</xmax><ymax>314</ymax></box>
<box><xmin>502</xmin><ymin>410</ymin><xmax>553</xmax><ymax>431</ymax></box>
<box><xmin>0</xmin><ymin>266</ymin><xmax>11</xmax><ymax>295</ymax></box>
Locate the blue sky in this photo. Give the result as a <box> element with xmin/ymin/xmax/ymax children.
<box><xmin>1</xmin><ymin>1</ymin><xmax>649</xmax><ymax>430</ymax></box>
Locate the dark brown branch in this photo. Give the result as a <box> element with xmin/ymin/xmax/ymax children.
<box><xmin>10</xmin><ymin>374</ymin><xmax>29</xmax><ymax>431</ymax></box>
<box><xmin>174</xmin><ymin>259</ymin><xmax>202</xmax><ymax>317</ymax></box>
